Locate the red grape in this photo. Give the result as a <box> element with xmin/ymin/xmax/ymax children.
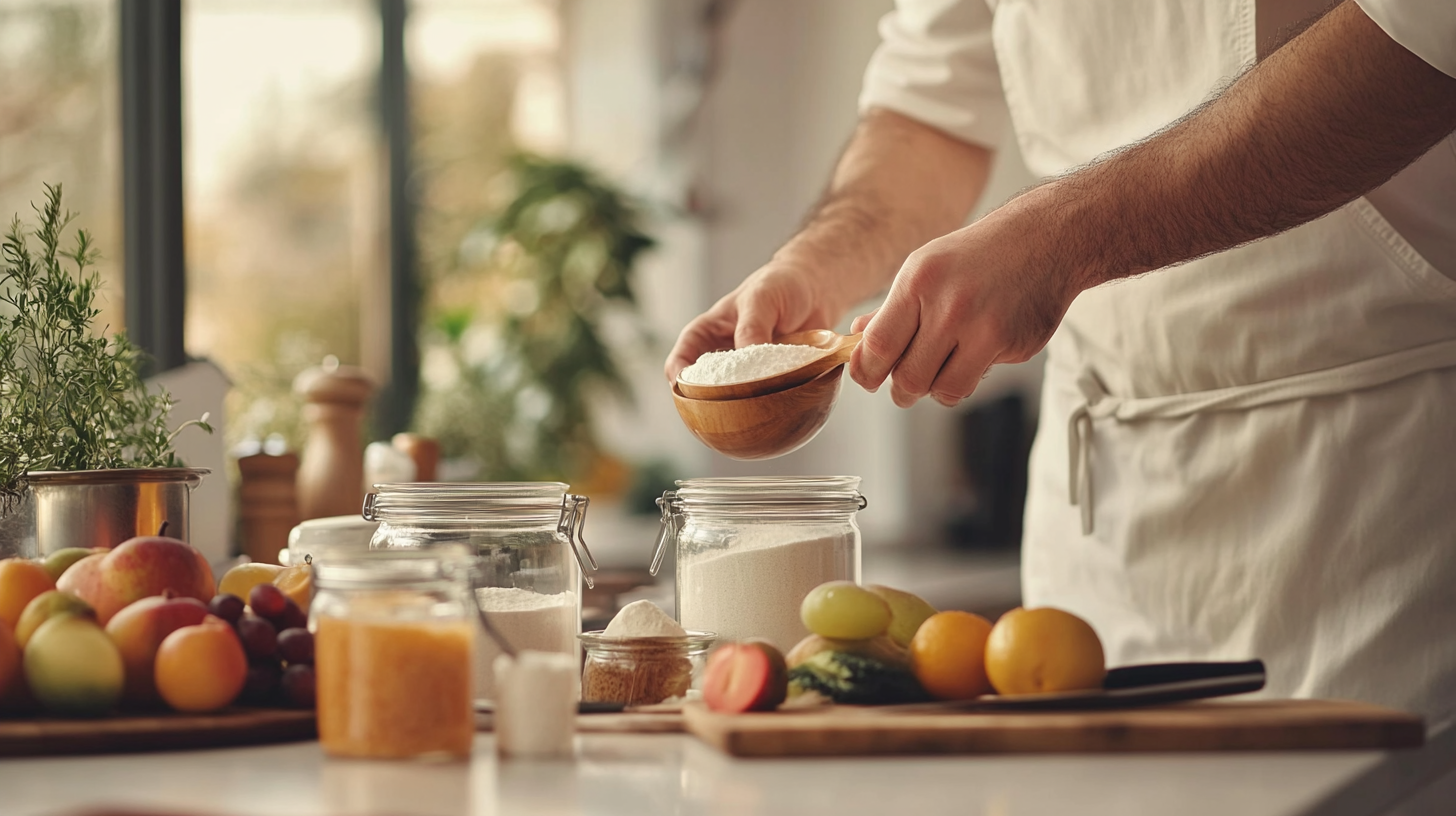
<box><xmin>274</xmin><ymin>598</ymin><xmax>308</xmax><ymax>632</ymax></box>
<box><xmin>239</xmin><ymin>662</ymin><xmax>281</xmax><ymax>703</ymax></box>
<box><xmin>236</xmin><ymin>614</ymin><xmax>278</xmax><ymax>660</ymax></box>
<box><xmin>277</xmin><ymin>628</ymin><xmax>314</xmax><ymax>666</ymax></box>
<box><xmin>207</xmin><ymin>593</ymin><xmax>245</xmax><ymax>624</ymax></box>
<box><xmin>281</xmin><ymin>664</ymin><xmax>316</xmax><ymax>709</ymax></box>
<box><xmin>249</xmin><ymin>583</ymin><xmax>287</xmax><ymax>620</ymax></box>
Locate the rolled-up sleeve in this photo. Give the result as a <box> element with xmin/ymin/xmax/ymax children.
<box><xmin>1355</xmin><ymin>0</ymin><xmax>1456</xmax><ymax>78</ymax></box>
<box><xmin>858</xmin><ymin>0</ymin><xmax>1007</xmax><ymax>149</ymax></box>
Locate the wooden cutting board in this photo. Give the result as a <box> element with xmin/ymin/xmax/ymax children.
<box><xmin>0</xmin><ymin>708</ymin><xmax>316</xmax><ymax>758</ymax></box>
<box><xmin>683</xmin><ymin>699</ymin><xmax>1424</xmax><ymax>758</ymax></box>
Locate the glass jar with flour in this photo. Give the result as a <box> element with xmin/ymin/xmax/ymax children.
<box><xmin>363</xmin><ymin>482</ymin><xmax>596</xmax><ymax>703</ymax></box>
<box><xmin>650</xmin><ymin>477</ymin><xmax>863</xmax><ymax>653</ymax></box>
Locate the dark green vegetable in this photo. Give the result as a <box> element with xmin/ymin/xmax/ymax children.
<box><xmin>786</xmin><ymin>650</ymin><xmax>930</xmax><ymax>705</ymax></box>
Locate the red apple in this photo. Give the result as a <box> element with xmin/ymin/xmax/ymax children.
<box><xmin>105</xmin><ymin>592</ymin><xmax>211</xmax><ymax>705</ymax></box>
<box><xmin>60</xmin><ymin>537</ymin><xmax>213</xmax><ymax>625</ymax></box>
<box><xmin>703</xmin><ymin>640</ymin><xmax>788</xmax><ymax>713</ymax></box>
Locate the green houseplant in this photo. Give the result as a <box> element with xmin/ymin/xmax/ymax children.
<box><xmin>412</xmin><ymin>154</ymin><xmax>655</xmax><ymax>483</ymax></box>
<box><xmin>0</xmin><ymin>184</ymin><xmax>210</xmax><ymax>555</ymax></box>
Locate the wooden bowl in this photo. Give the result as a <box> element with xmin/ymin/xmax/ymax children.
<box><xmin>672</xmin><ymin>365</ymin><xmax>845</xmax><ymax>460</ymax></box>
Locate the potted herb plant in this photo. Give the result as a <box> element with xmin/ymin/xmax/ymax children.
<box><xmin>0</xmin><ymin>184</ymin><xmax>211</xmax><ymax>557</ymax></box>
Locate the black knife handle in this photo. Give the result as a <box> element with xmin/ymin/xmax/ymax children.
<box><xmin>1103</xmin><ymin>659</ymin><xmax>1266</xmax><ymax>690</ymax></box>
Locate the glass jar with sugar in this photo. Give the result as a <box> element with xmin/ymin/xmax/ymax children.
<box><xmin>650</xmin><ymin>477</ymin><xmax>863</xmax><ymax>653</ymax></box>
<box><xmin>363</xmin><ymin>482</ymin><xmax>596</xmax><ymax>703</ymax></box>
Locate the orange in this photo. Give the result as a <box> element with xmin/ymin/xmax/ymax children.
<box><xmin>984</xmin><ymin>607</ymin><xmax>1105</xmax><ymax>695</ymax></box>
<box><xmin>154</xmin><ymin>618</ymin><xmax>247</xmax><ymax>712</ymax></box>
<box><xmin>273</xmin><ymin>565</ymin><xmax>313</xmax><ymax>611</ymax></box>
<box><xmin>0</xmin><ymin>559</ymin><xmax>57</xmax><ymax>629</ymax></box>
<box><xmin>0</xmin><ymin>620</ymin><xmax>19</xmax><ymax>701</ymax></box>
<box><xmin>908</xmin><ymin>610</ymin><xmax>994</xmax><ymax>700</ymax></box>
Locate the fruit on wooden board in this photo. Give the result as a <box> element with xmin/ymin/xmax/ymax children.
<box><xmin>280</xmin><ymin>663</ymin><xmax>316</xmax><ymax>708</ymax></box>
<box><xmin>787</xmin><ymin>649</ymin><xmax>929</xmax><ymax>705</ymax></box>
<box><xmin>41</xmin><ymin>548</ymin><xmax>105</xmax><ymax>582</ymax></box>
<box><xmin>909</xmin><ymin>610</ymin><xmax>994</xmax><ymax>701</ymax></box>
<box><xmin>785</xmin><ymin>633</ymin><xmax>908</xmax><ymax>670</ymax></box>
<box><xmin>217</xmin><ymin>562</ymin><xmax>284</xmax><ymax>600</ymax></box>
<box><xmin>799</xmin><ymin>581</ymin><xmax>892</xmax><ymax>641</ymax></box>
<box><xmin>15</xmin><ymin>591</ymin><xmax>95</xmax><ymax>648</ymax></box>
<box><xmin>865</xmin><ymin>585</ymin><xmax>938</xmax><ymax>649</ymax></box>
<box><xmin>153</xmin><ymin>615</ymin><xmax>247</xmax><ymax>712</ymax></box>
<box><xmin>105</xmin><ymin>593</ymin><xmax>211</xmax><ymax>705</ymax></box>
<box><xmin>703</xmin><ymin>640</ymin><xmax>788</xmax><ymax>713</ymax></box>
<box><xmin>60</xmin><ymin>536</ymin><xmax>215</xmax><ymax>624</ymax></box>
<box><xmin>272</xmin><ymin>564</ymin><xmax>312</xmax><ymax>610</ymax></box>
<box><xmin>0</xmin><ymin>558</ymin><xmax>57</xmax><ymax>629</ymax></box>
<box><xmin>0</xmin><ymin>620</ymin><xmax>20</xmax><ymax>703</ymax></box>
<box><xmin>23</xmin><ymin>615</ymin><xmax>124</xmax><ymax>716</ymax></box>
<box><xmin>984</xmin><ymin>607</ymin><xmax>1105</xmax><ymax>695</ymax></box>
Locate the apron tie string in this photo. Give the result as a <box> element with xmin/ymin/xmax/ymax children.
<box><xmin>1062</xmin><ymin>337</ymin><xmax>1456</xmax><ymax>539</ymax></box>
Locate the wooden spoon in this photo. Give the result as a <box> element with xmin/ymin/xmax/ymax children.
<box><xmin>672</xmin><ymin>366</ymin><xmax>845</xmax><ymax>460</ymax></box>
<box><xmin>676</xmin><ymin>330</ymin><xmax>862</xmax><ymax>401</ymax></box>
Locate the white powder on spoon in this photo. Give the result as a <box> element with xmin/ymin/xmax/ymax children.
<box><xmin>679</xmin><ymin>343</ymin><xmax>826</xmax><ymax>386</ymax></box>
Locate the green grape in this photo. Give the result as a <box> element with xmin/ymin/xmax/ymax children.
<box><xmin>799</xmin><ymin>581</ymin><xmax>892</xmax><ymax>640</ymax></box>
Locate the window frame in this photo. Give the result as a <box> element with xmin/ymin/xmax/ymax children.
<box><xmin>120</xmin><ymin>0</ymin><xmax>418</xmax><ymax>433</ymax></box>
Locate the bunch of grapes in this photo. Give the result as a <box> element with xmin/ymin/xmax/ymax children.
<box><xmin>207</xmin><ymin>584</ymin><xmax>316</xmax><ymax>708</ymax></box>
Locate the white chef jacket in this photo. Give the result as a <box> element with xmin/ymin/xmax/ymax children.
<box><xmin>859</xmin><ymin>0</ymin><xmax>1456</xmax><ymax>725</ymax></box>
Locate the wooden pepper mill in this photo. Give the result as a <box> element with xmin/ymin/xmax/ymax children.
<box><xmin>235</xmin><ymin>450</ymin><xmax>300</xmax><ymax>564</ymax></box>
<box><xmin>294</xmin><ymin>356</ymin><xmax>376</xmax><ymax>521</ymax></box>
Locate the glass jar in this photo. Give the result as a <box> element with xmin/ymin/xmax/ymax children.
<box><xmin>578</xmin><ymin>631</ymin><xmax>716</xmax><ymax>706</ymax></box>
<box><xmin>651</xmin><ymin>477</ymin><xmax>864</xmax><ymax>653</ymax></box>
<box><xmin>363</xmin><ymin>482</ymin><xmax>596</xmax><ymax>703</ymax></box>
<box><xmin>311</xmin><ymin>551</ymin><xmax>476</xmax><ymax>760</ymax></box>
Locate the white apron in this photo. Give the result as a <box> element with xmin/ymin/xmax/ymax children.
<box><xmin>991</xmin><ymin>0</ymin><xmax>1456</xmax><ymax>723</ymax></box>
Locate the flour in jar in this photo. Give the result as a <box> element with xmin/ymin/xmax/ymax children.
<box><xmin>677</xmin><ymin>531</ymin><xmax>851</xmax><ymax>653</ymax></box>
<box><xmin>678</xmin><ymin>343</ymin><xmax>825</xmax><ymax>385</ymax></box>
<box><xmin>473</xmin><ymin>587</ymin><xmax>578</xmax><ymax>702</ymax></box>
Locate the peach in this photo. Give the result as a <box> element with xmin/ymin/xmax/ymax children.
<box><xmin>0</xmin><ymin>559</ymin><xmax>57</xmax><ymax>629</ymax></box>
<box><xmin>15</xmin><ymin>591</ymin><xmax>95</xmax><ymax>648</ymax></box>
<box><xmin>154</xmin><ymin>615</ymin><xmax>247</xmax><ymax>712</ymax></box>
<box><xmin>55</xmin><ymin>553</ymin><xmax>107</xmax><ymax>615</ymax></box>
<box><xmin>105</xmin><ymin>593</ymin><xmax>210</xmax><ymax>705</ymax></box>
<box><xmin>63</xmin><ymin>536</ymin><xmax>214</xmax><ymax>624</ymax></box>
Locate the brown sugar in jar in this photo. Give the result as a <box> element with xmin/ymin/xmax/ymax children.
<box><xmin>578</xmin><ymin>632</ymin><xmax>716</xmax><ymax>706</ymax></box>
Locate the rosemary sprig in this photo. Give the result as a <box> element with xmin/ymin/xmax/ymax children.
<box><xmin>0</xmin><ymin>183</ymin><xmax>211</xmax><ymax>510</ymax></box>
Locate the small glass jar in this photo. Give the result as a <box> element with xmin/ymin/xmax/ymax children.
<box><xmin>578</xmin><ymin>631</ymin><xmax>716</xmax><ymax>706</ymax></box>
<box><xmin>311</xmin><ymin>552</ymin><xmax>476</xmax><ymax>760</ymax></box>
<box><xmin>651</xmin><ymin>477</ymin><xmax>864</xmax><ymax>653</ymax></box>
<box><xmin>363</xmin><ymin>482</ymin><xmax>596</xmax><ymax>703</ymax></box>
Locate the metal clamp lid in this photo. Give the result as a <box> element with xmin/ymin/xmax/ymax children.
<box><xmin>649</xmin><ymin>490</ymin><xmax>681</xmax><ymax>577</ymax></box>
<box><xmin>558</xmin><ymin>493</ymin><xmax>599</xmax><ymax>588</ymax></box>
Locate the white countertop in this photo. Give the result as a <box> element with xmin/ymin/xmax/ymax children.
<box><xmin>0</xmin><ymin>733</ymin><xmax>1428</xmax><ymax>816</ymax></box>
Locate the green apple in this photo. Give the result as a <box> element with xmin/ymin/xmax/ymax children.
<box><xmin>42</xmin><ymin>548</ymin><xmax>101</xmax><ymax>582</ymax></box>
<box><xmin>866</xmin><ymin>585</ymin><xmax>938</xmax><ymax>648</ymax></box>
<box><xmin>15</xmin><ymin>590</ymin><xmax>95</xmax><ymax>648</ymax></box>
<box><xmin>23</xmin><ymin>614</ymin><xmax>123</xmax><ymax>716</ymax></box>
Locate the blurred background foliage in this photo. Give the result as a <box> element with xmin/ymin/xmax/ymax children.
<box><xmin>413</xmin><ymin>152</ymin><xmax>656</xmax><ymax>483</ymax></box>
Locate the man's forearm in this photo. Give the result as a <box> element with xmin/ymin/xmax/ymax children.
<box><xmin>1020</xmin><ymin>1</ymin><xmax>1456</xmax><ymax>292</ymax></box>
<box><xmin>778</xmin><ymin>109</ymin><xmax>993</xmax><ymax>305</ymax></box>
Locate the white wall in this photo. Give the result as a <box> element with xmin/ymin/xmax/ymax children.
<box><xmin>567</xmin><ymin>0</ymin><xmax>1040</xmax><ymax>547</ymax></box>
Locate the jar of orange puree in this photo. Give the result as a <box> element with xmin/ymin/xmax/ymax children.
<box><xmin>312</xmin><ymin>552</ymin><xmax>475</xmax><ymax>760</ymax></box>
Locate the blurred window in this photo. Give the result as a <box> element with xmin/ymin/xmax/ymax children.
<box><xmin>0</xmin><ymin>0</ymin><xmax>123</xmax><ymax>333</ymax></box>
<box><xmin>182</xmin><ymin>0</ymin><xmax>565</xmax><ymax>448</ymax></box>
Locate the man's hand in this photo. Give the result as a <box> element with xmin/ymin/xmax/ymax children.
<box><xmin>665</xmin><ymin>260</ymin><xmax>844</xmax><ymax>383</ymax></box>
<box><xmin>849</xmin><ymin>189</ymin><xmax>1079</xmax><ymax>407</ymax></box>
<box><xmin>663</xmin><ymin>110</ymin><xmax>993</xmax><ymax>384</ymax></box>
<box><xmin>848</xmin><ymin>0</ymin><xmax>1456</xmax><ymax>407</ymax></box>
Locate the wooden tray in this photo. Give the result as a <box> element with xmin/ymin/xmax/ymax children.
<box><xmin>683</xmin><ymin>699</ymin><xmax>1424</xmax><ymax>758</ymax></box>
<box><xmin>0</xmin><ymin>708</ymin><xmax>316</xmax><ymax>757</ymax></box>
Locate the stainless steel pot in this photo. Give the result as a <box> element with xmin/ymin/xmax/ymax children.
<box><xmin>25</xmin><ymin>468</ymin><xmax>210</xmax><ymax>555</ymax></box>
